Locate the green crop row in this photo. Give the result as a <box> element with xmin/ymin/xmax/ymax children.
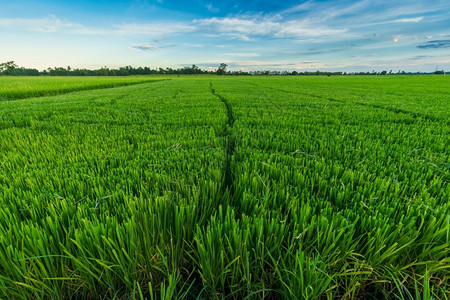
<box><xmin>234</xmin><ymin>75</ymin><xmax>450</xmax><ymax>120</ymax></box>
<box><xmin>0</xmin><ymin>76</ymin><xmax>448</xmax><ymax>299</ymax></box>
<box><xmin>0</xmin><ymin>76</ymin><xmax>167</xmax><ymax>101</ymax></box>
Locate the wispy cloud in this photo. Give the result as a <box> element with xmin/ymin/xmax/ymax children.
<box><xmin>206</xmin><ymin>3</ymin><xmax>219</xmax><ymax>13</ymax></box>
<box><xmin>0</xmin><ymin>15</ymin><xmax>195</xmax><ymax>37</ymax></box>
<box><xmin>0</xmin><ymin>15</ymin><xmax>108</xmax><ymax>35</ymax></box>
<box><xmin>284</xmin><ymin>0</ymin><xmax>370</xmax><ymax>22</ymax></box>
<box><xmin>0</xmin><ymin>1</ymin><xmax>438</xmax><ymax>45</ymax></box>
<box><xmin>361</xmin><ymin>16</ymin><xmax>424</xmax><ymax>27</ymax></box>
<box><xmin>131</xmin><ymin>43</ymin><xmax>162</xmax><ymax>51</ymax></box>
<box><xmin>391</xmin><ymin>17</ymin><xmax>423</xmax><ymax>23</ymax></box>
<box><xmin>283</xmin><ymin>1</ymin><xmax>316</xmax><ymax>14</ymax></box>
<box><xmin>302</xmin><ymin>47</ymin><xmax>351</xmax><ymax>55</ymax></box>
<box><xmin>281</xmin><ymin>0</ymin><xmax>447</xmax><ymax>32</ymax></box>
<box><xmin>115</xmin><ymin>22</ymin><xmax>195</xmax><ymax>36</ymax></box>
<box><xmin>417</xmin><ymin>40</ymin><xmax>450</xmax><ymax>49</ymax></box>
<box><xmin>194</xmin><ymin>15</ymin><xmax>346</xmax><ymax>41</ymax></box>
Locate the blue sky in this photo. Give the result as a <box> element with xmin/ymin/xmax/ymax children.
<box><xmin>1</xmin><ymin>0</ymin><xmax>449</xmax><ymax>71</ymax></box>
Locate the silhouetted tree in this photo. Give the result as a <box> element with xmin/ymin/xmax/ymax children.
<box><xmin>217</xmin><ymin>63</ymin><xmax>227</xmax><ymax>75</ymax></box>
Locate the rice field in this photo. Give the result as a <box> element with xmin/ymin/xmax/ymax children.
<box><xmin>0</xmin><ymin>76</ymin><xmax>165</xmax><ymax>101</ymax></box>
<box><xmin>0</xmin><ymin>76</ymin><xmax>448</xmax><ymax>299</ymax></box>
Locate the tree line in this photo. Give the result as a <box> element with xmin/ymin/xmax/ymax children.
<box><xmin>0</xmin><ymin>61</ymin><xmax>445</xmax><ymax>76</ymax></box>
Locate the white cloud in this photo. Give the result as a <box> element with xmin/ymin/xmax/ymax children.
<box><xmin>284</xmin><ymin>0</ymin><xmax>370</xmax><ymax>22</ymax></box>
<box><xmin>360</xmin><ymin>16</ymin><xmax>424</xmax><ymax>27</ymax></box>
<box><xmin>281</xmin><ymin>0</ymin><xmax>448</xmax><ymax>32</ymax></box>
<box><xmin>194</xmin><ymin>16</ymin><xmax>346</xmax><ymax>41</ymax></box>
<box><xmin>0</xmin><ymin>15</ymin><xmax>108</xmax><ymax>34</ymax></box>
<box><xmin>391</xmin><ymin>17</ymin><xmax>423</xmax><ymax>23</ymax></box>
<box><xmin>115</xmin><ymin>22</ymin><xmax>195</xmax><ymax>36</ymax></box>
<box><xmin>0</xmin><ymin>4</ymin><xmax>427</xmax><ymax>44</ymax></box>
<box><xmin>0</xmin><ymin>15</ymin><xmax>195</xmax><ymax>37</ymax></box>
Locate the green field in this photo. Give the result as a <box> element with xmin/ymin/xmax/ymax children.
<box><xmin>0</xmin><ymin>76</ymin><xmax>448</xmax><ymax>299</ymax></box>
<box><xmin>0</xmin><ymin>76</ymin><xmax>165</xmax><ymax>101</ymax></box>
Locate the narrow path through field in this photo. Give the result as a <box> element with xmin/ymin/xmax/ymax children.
<box><xmin>210</xmin><ymin>83</ymin><xmax>236</xmax><ymax>197</ymax></box>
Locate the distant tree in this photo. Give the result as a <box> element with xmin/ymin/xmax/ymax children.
<box><xmin>98</xmin><ymin>67</ymin><xmax>109</xmax><ymax>76</ymax></box>
<box><xmin>0</xmin><ymin>61</ymin><xmax>18</xmax><ymax>75</ymax></box>
<box><xmin>118</xmin><ymin>67</ymin><xmax>129</xmax><ymax>76</ymax></box>
<box><xmin>217</xmin><ymin>63</ymin><xmax>227</xmax><ymax>75</ymax></box>
<box><xmin>191</xmin><ymin>64</ymin><xmax>200</xmax><ymax>74</ymax></box>
<box><xmin>0</xmin><ymin>61</ymin><xmax>442</xmax><ymax>77</ymax></box>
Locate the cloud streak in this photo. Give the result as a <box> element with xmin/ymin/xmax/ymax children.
<box><xmin>194</xmin><ymin>15</ymin><xmax>346</xmax><ymax>41</ymax></box>
<box><xmin>417</xmin><ymin>40</ymin><xmax>450</xmax><ymax>49</ymax></box>
<box><xmin>0</xmin><ymin>13</ymin><xmax>347</xmax><ymax>41</ymax></box>
<box><xmin>392</xmin><ymin>17</ymin><xmax>424</xmax><ymax>23</ymax></box>
<box><xmin>131</xmin><ymin>43</ymin><xmax>161</xmax><ymax>51</ymax></box>
<box><xmin>115</xmin><ymin>22</ymin><xmax>195</xmax><ymax>36</ymax></box>
<box><xmin>0</xmin><ymin>15</ymin><xmax>108</xmax><ymax>34</ymax></box>
<box><xmin>0</xmin><ymin>15</ymin><xmax>195</xmax><ymax>37</ymax></box>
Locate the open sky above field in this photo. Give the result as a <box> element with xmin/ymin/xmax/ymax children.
<box><xmin>1</xmin><ymin>0</ymin><xmax>449</xmax><ymax>72</ymax></box>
